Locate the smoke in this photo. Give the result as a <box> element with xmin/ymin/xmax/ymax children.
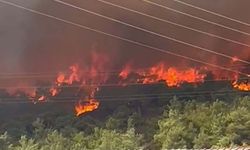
<box><xmin>0</xmin><ymin>0</ymin><xmax>249</xmax><ymax>118</ymax></box>
<box><xmin>0</xmin><ymin>2</ymin><xmax>29</xmax><ymax>73</ymax></box>
<box><xmin>0</xmin><ymin>0</ymin><xmax>249</xmax><ymax>90</ymax></box>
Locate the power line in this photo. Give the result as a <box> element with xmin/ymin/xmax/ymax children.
<box><xmin>96</xmin><ymin>0</ymin><xmax>250</xmax><ymax>48</ymax></box>
<box><xmin>0</xmin><ymin>82</ymin><xmax>165</xmax><ymax>89</ymax></box>
<box><xmin>0</xmin><ymin>72</ymin><xmax>118</xmax><ymax>79</ymax></box>
<box><xmin>54</xmin><ymin>0</ymin><xmax>250</xmax><ymax>65</ymax></box>
<box><xmin>0</xmin><ymin>69</ymin><xmax>248</xmax><ymax>79</ymax></box>
<box><xmin>173</xmin><ymin>0</ymin><xmax>250</xmax><ymax>27</ymax></box>
<box><xmin>143</xmin><ymin>0</ymin><xmax>250</xmax><ymax>36</ymax></box>
<box><xmin>0</xmin><ymin>0</ymin><xmax>248</xmax><ymax>77</ymax></box>
<box><xmin>0</xmin><ymin>77</ymin><xmax>249</xmax><ymax>89</ymax></box>
<box><xmin>0</xmin><ymin>63</ymin><xmax>249</xmax><ymax>77</ymax></box>
<box><xmin>0</xmin><ymin>90</ymin><xmax>248</xmax><ymax>104</ymax></box>
<box><xmin>1</xmin><ymin>89</ymin><xmax>247</xmax><ymax>100</ymax></box>
<box><xmin>0</xmin><ymin>93</ymin><xmax>248</xmax><ymax>104</ymax></box>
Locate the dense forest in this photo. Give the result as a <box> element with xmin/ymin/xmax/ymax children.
<box><xmin>0</xmin><ymin>91</ymin><xmax>249</xmax><ymax>149</ymax></box>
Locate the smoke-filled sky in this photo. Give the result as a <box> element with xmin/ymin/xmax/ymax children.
<box><xmin>0</xmin><ymin>0</ymin><xmax>250</xmax><ymax>77</ymax></box>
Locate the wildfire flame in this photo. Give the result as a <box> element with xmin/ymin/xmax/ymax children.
<box><xmin>38</xmin><ymin>95</ymin><xmax>46</xmax><ymax>101</ymax></box>
<box><xmin>75</xmin><ymin>99</ymin><xmax>100</xmax><ymax>116</ymax></box>
<box><xmin>45</xmin><ymin>62</ymin><xmax>250</xmax><ymax>116</ymax></box>
<box><xmin>56</xmin><ymin>64</ymin><xmax>80</xmax><ymax>85</ymax></box>
<box><xmin>50</xmin><ymin>87</ymin><xmax>59</xmax><ymax>96</ymax></box>
<box><xmin>119</xmin><ymin>64</ymin><xmax>131</xmax><ymax>80</ymax></box>
<box><xmin>139</xmin><ymin>67</ymin><xmax>206</xmax><ymax>87</ymax></box>
<box><xmin>232</xmin><ymin>81</ymin><xmax>250</xmax><ymax>91</ymax></box>
<box><xmin>45</xmin><ymin>53</ymin><xmax>109</xmax><ymax>116</ymax></box>
<box><xmin>119</xmin><ymin>63</ymin><xmax>206</xmax><ymax>87</ymax></box>
<box><xmin>2</xmin><ymin>52</ymin><xmax>249</xmax><ymax>117</ymax></box>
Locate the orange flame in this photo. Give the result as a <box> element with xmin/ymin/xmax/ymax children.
<box><xmin>49</xmin><ymin>87</ymin><xmax>59</xmax><ymax>96</ymax></box>
<box><xmin>3</xmin><ymin>50</ymin><xmax>247</xmax><ymax>117</ymax></box>
<box><xmin>119</xmin><ymin>63</ymin><xmax>206</xmax><ymax>87</ymax></box>
<box><xmin>55</xmin><ymin>64</ymin><xmax>81</xmax><ymax>85</ymax></box>
<box><xmin>119</xmin><ymin>64</ymin><xmax>131</xmax><ymax>79</ymax></box>
<box><xmin>75</xmin><ymin>99</ymin><xmax>100</xmax><ymax>116</ymax></box>
<box><xmin>232</xmin><ymin>81</ymin><xmax>250</xmax><ymax>91</ymax></box>
<box><xmin>49</xmin><ymin>64</ymin><xmax>81</xmax><ymax>97</ymax></box>
<box><xmin>38</xmin><ymin>95</ymin><xmax>46</xmax><ymax>101</ymax></box>
<box><xmin>57</xmin><ymin>73</ymin><xmax>66</xmax><ymax>84</ymax></box>
<box><xmin>68</xmin><ymin>65</ymin><xmax>80</xmax><ymax>84</ymax></box>
<box><xmin>140</xmin><ymin>66</ymin><xmax>205</xmax><ymax>87</ymax></box>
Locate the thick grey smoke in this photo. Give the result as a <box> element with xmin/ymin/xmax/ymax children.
<box><xmin>0</xmin><ymin>3</ymin><xmax>28</xmax><ymax>73</ymax></box>
<box><xmin>0</xmin><ymin>0</ymin><xmax>249</xmax><ymax>88</ymax></box>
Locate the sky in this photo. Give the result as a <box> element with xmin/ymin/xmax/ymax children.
<box><xmin>0</xmin><ymin>0</ymin><xmax>249</xmax><ymax>77</ymax></box>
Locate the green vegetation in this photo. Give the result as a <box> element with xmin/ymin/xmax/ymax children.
<box><xmin>0</xmin><ymin>96</ymin><xmax>249</xmax><ymax>149</ymax></box>
<box><xmin>155</xmin><ymin>96</ymin><xmax>250</xmax><ymax>149</ymax></box>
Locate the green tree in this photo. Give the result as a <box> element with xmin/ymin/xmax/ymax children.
<box><xmin>155</xmin><ymin>96</ymin><xmax>250</xmax><ymax>149</ymax></box>
<box><xmin>95</xmin><ymin>128</ymin><xmax>142</xmax><ymax>150</ymax></box>
<box><xmin>11</xmin><ymin>136</ymin><xmax>39</xmax><ymax>150</ymax></box>
<box><xmin>0</xmin><ymin>132</ymin><xmax>12</xmax><ymax>150</ymax></box>
<box><xmin>40</xmin><ymin>131</ymin><xmax>70</xmax><ymax>150</ymax></box>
